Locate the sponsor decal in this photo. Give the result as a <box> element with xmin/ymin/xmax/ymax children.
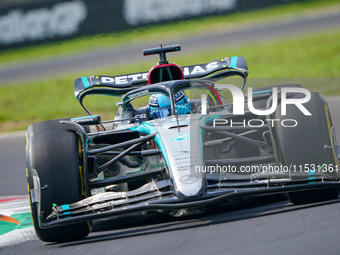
<box><xmin>72</xmin><ymin>115</ymin><xmax>100</xmax><ymax>124</ymax></box>
<box><xmin>99</xmin><ymin>60</ymin><xmax>228</xmax><ymax>85</ymax></box>
<box><xmin>90</xmin><ymin>188</ymin><xmax>106</xmax><ymax>196</ymax></box>
<box><xmin>162</xmin><ymin>97</ymin><xmax>170</xmax><ymax>104</ymax></box>
<box><xmin>98</xmin><ymin>192</ymin><xmax>126</xmax><ymax>201</ymax></box>
<box><xmin>180</xmin><ymin>175</ymin><xmax>198</xmax><ymax>184</ymax></box>
<box><xmin>171</xmin><ymin>133</ymin><xmax>190</xmax><ymax>142</ymax></box>
<box><xmin>124</xmin><ymin>0</ymin><xmax>237</xmax><ymax>25</ymax></box>
<box><xmin>183</xmin><ymin>61</ymin><xmax>220</xmax><ymax>76</ymax></box>
<box><xmin>0</xmin><ymin>1</ymin><xmax>87</xmax><ymax>45</ymax></box>
<box><xmin>101</xmin><ymin>73</ymin><xmax>149</xmax><ymax>84</ymax></box>
<box><xmin>127</xmin><ymin>89</ymin><xmax>150</xmax><ymax>99</ymax></box>
<box><xmin>135</xmin><ymin>114</ymin><xmax>147</xmax><ymax>119</ymax></box>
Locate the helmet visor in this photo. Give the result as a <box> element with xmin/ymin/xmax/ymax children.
<box><xmin>150</xmin><ymin>108</ymin><xmax>171</xmax><ymax>119</ymax></box>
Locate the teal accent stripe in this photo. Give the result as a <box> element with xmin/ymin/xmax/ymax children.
<box><xmin>61</xmin><ymin>204</ymin><xmax>70</xmax><ymax>210</ymax></box>
<box><xmin>73</xmin><ymin>115</ymin><xmax>99</xmax><ymax>120</ymax></box>
<box><xmin>81</xmin><ymin>77</ymin><xmax>91</xmax><ymax>89</ymax></box>
<box><xmin>252</xmin><ymin>90</ymin><xmax>272</xmax><ymax>95</ymax></box>
<box><xmin>131</xmin><ymin>123</ymin><xmax>169</xmax><ymax>166</ymax></box>
<box><xmin>230</xmin><ymin>56</ymin><xmax>238</xmax><ymax>68</ymax></box>
<box><xmin>308</xmin><ymin>169</ymin><xmax>316</xmax><ymax>183</ymax></box>
<box><xmin>61</xmin><ymin>204</ymin><xmax>71</xmax><ymax>218</ymax></box>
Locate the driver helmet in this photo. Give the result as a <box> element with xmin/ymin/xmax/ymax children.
<box><xmin>148</xmin><ymin>91</ymin><xmax>190</xmax><ymax>119</ymax></box>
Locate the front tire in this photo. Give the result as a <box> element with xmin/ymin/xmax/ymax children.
<box><xmin>26</xmin><ymin>119</ymin><xmax>91</xmax><ymax>242</ymax></box>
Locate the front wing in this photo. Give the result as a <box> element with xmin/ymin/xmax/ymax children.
<box><xmin>30</xmin><ymin>168</ymin><xmax>340</xmax><ymax>229</ymax></box>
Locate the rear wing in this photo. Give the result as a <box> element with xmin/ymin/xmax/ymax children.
<box><xmin>74</xmin><ymin>56</ymin><xmax>248</xmax><ymax>99</ymax></box>
<box><xmin>74</xmin><ymin>56</ymin><xmax>248</xmax><ymax>115</ymax></box>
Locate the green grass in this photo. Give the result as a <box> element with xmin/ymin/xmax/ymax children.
<box><xmin>0</xmin><ymin>0</ymin><xmax>339</xmax><ymax>64</ymax></box>
<box><xmin>1</xmin><ymin>29</ymin><xmax>339</xmax><ymax>132</ymax></box>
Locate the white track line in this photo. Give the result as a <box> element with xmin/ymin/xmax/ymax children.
<box><xmin>0</xmin><ymin>197</ymin><xmax>30</xmax><ymax>216</ymax></box>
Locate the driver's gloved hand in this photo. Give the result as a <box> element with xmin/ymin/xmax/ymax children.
<box><xmin>176</xmin><ymin>106</ymin><xmax>190</xmax><ymax>115</ymax></box>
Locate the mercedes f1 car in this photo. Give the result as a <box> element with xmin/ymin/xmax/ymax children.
<box><xmin>26</xmin><ymin>45</ymin><xmax>340</xmax><ymax>242</ymax></box>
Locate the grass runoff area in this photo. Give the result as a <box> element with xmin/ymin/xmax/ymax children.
<box><xmin>0</xmin><ymin>0</ymin><xmax>340</xmax><ymax>132</ymax></box>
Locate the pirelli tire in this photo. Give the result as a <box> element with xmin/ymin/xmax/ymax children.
<box><xmin>271</xmin><ymin>92</ymin><xmax>339</xmax><ymax>205</ymax></box>
<box><xmin>26</xmin><ymin>119</ymin><xmax>91</xmax><ymax>242</ymax></box>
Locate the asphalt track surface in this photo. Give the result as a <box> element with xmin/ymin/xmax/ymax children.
<box><xmin>1</xmin><ymin>11</ymin><xmax>340</xmax><ymax>255</ymax></box>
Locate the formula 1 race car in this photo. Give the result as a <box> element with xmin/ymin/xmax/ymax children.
<box><xmin>26</xmin><ymin>45</ymin><xmax>340</xmax><ymax>242</ymax></box>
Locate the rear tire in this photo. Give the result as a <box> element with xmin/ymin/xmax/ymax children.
<box><xmin>249</xmin><ymin>84</ymin><xmax>302</xmax><ymax>109</ymax></box>
<box><xmin>272</xmin><ymin>92</ymin><xmax>339</xmax><ymax>205</ymax></box>
<box><xmin>26</xmin><ymin>119</ymin><xmax>91</xmax><ymax>242</ymax></box>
